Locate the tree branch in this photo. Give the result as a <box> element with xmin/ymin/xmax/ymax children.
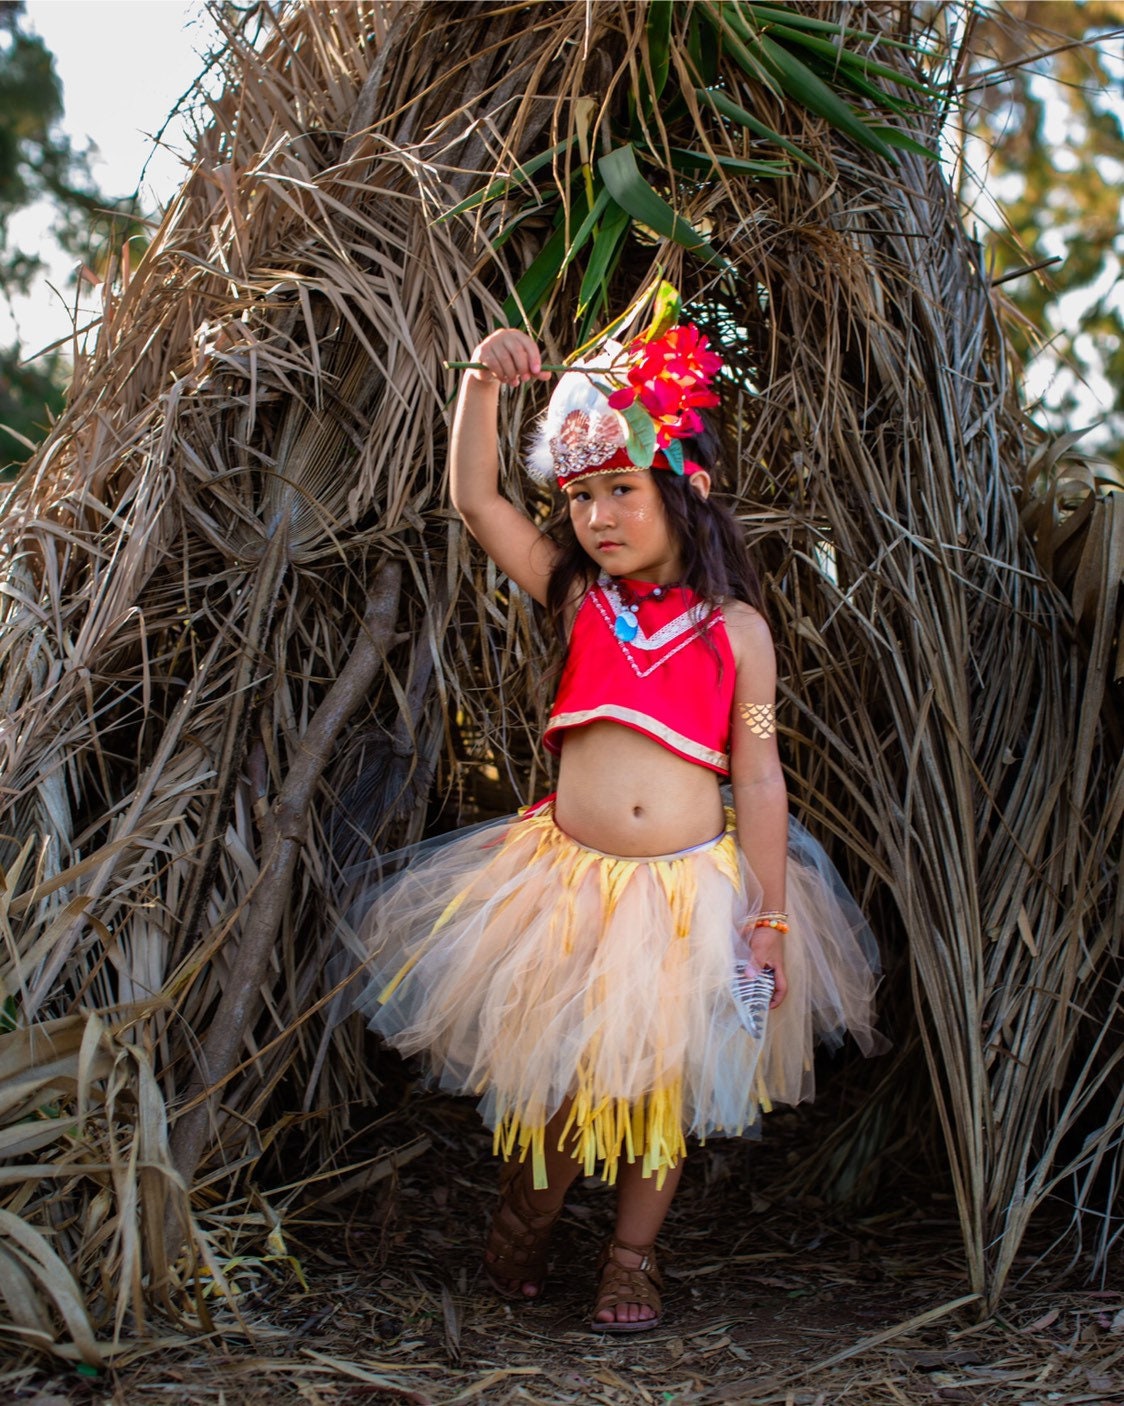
<box><xmin>165</xmin><ymin>561</ymin><xmax>402</xmax><ymax>1252</ymax></box>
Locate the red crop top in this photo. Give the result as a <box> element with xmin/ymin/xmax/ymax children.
<box><xmin>544</xmin><ymin>576</ymin><xmax>735</xmax><ymax>774</ymax></box>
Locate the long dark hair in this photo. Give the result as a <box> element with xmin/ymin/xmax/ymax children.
<box><xmin>542</xmin><ymin>422</ymin><xmax>764</xmax><ymax>656</ymax></box>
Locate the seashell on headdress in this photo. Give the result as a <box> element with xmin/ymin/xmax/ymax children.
<box><xmin>525</xmin><ymin>324</ymin><xmax>723</xmax><ymax>488</ymax></box>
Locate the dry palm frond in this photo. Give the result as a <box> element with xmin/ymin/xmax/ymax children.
<box><xmin>0</xmin><ymin>0</ymin><xmax>1119</xmax><ymax>1359</ymax></box>
<box><xmin>0</xmin><ymin>1011</ymin><xmax>191</xmax><ymax>1364</ymax></box>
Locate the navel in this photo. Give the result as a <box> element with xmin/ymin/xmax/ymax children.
<box><xmin>632</xmin><ymin>805</ymin><xmax>643</xmax><ymax>818</ymax></box>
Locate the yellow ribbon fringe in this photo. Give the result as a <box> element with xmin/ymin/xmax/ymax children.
<box><xmin>493</xmin><ymin>1083</ymin><xmax>688</xmax><ymax>1191</ymax></box>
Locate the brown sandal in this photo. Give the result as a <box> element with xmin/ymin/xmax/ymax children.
<box><xmin>483</xmin><ymin>1160</ymin><xmax>564</xmax><ymax>1300</ymax></box>
<box><xmin>590</xmin><ymin>1236</ymin><xmax>664</xmax><ymax>1334</ymax></box>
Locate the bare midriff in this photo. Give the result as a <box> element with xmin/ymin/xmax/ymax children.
<box><xmin>552</xmin><ymin>721</ymin><xmax>726</xmax><ymax>857</ymax></box>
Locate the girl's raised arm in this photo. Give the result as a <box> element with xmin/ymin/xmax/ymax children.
<box><xmin>450</xmin><ymin>330</ymin><xmax>560</xmax><ymax>606</ymax></box>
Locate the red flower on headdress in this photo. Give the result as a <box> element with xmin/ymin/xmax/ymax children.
<box><xmin>634</xmin><ymin>377</ymin><xmax>706</xmax><ymax>446</ymax></box>
<box><xmin>606</xmin><ymin>321</ymin><xmax>722</xmax><ymax>453</ymax></box>
<box><xmin>655</xmin><ymin>323</ymin><xmax>724</xmax><ymax>384</ymax></box>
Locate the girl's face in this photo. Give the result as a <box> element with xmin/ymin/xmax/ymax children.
<box><xmin>563</xmin><ymin>470</ymin><xmax>684</xmax><ymax>583</ymax></box>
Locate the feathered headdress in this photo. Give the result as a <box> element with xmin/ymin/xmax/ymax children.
<box><xmin>526</xmin><ymin>317</ymin><xmax>724</xmax><ymax>489</ymax></box>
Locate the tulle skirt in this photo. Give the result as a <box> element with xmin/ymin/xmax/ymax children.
<box><xmin>340</xmin><ymin>801</ymin><xmax>881</xmax><ymax>1188</ymax></box>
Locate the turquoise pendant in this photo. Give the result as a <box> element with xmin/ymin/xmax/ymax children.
<box><xmin>615</xmin><ymin>608</ymin><xmax>639</xmax><ymax>642</ymax></box>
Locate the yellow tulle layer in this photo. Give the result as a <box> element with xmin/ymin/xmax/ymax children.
<box><xmin>344</xmin><ymin>805</ymin><xmax>881</xmax><ymax>1186</ymax></box>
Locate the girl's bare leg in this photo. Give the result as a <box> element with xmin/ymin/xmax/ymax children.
<box><xmin>594</xmin><ymin>1156</ymin><xmax>684</xmax><ymax>1326</ymax></box>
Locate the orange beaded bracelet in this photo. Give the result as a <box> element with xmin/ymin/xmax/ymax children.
<box><xmin>752</xmin><ymin>915</ymin><xmax>789</xmax><ymax>934</ymax></box>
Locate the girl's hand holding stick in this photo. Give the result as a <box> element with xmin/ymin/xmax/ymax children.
<box><xmin>453</xmin><ymin>329</ymin><xmax>554</xmax><ymax>388</ymax></box>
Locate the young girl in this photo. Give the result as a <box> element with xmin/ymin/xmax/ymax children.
<box><xmin>346</xmin><ymin>323</ymin><xmax>879</xmax><ymax>1333</ymax></box>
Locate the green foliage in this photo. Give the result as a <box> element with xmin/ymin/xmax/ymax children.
<box><xmin>471</xmin><ymin>0</ymin><xmax>943</xmax><ymax>341</ymax></box>
<box><xmin>0</xmin><ymin>1</ymin><xmax>62</xmax><ymax>229</ymax></box>
<box><xmin>0</xmin><ymin>343</ymin><xmax>65</xmax><ymax>472</ymax></box>
<box><xmin>961</xmin><ymin>1</ymin><xmax>1124</xmax><ymax>472</ymax></box>
<box><xmin>0</xmin><ymin>0</ymin><xmax>145</xmax><ymax>473</ymax></box>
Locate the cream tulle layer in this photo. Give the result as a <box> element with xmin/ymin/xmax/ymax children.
<box><xmin>342</xmin><ymin>805</ymin><xmax>880</xmax><ymax>1187</ymax></box>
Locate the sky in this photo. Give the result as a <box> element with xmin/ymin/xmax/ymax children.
<box><xmin>2</xmin><ymin>0</ymin><xmax>215</xmax><ymax>356</ymax></box>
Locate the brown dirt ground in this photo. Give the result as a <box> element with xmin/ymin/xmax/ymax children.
<box><xmin>8</xmin><ymin>1085</ymin><xmax>1124</xmax><ymax>1405</ymax></box>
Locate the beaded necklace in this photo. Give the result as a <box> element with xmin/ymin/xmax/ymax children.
<box><xmin>608</xmin><ymin>577</ymin><xmax>683</xmax><ymax>642</ymax></box>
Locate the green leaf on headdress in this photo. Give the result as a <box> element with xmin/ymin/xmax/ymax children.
<box><xmin>619</xmin><ymin>401</ymin><xmax>656</xmax><ymax>468</ymax></box>
<box><xmin>663</xmin><ymin>439</ymin><xmax>686</xmax><ymax>475</ymax></box>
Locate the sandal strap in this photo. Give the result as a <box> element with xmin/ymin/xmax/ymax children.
<box><xmin>485</xmin><ymin>1161</ymin><xmax>564</xmax><ymax>1281</ymax></box>
<box><xmin>593</xmin><ymin>1236</ymin><xmax>663</xmax><ymax>1315</ymax></box>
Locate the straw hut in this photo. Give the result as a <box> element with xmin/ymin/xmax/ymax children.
<box><xmin>0</xmin><ymin>0</ymin><xmax>1119</xmax><ymax>1364</ymax></box>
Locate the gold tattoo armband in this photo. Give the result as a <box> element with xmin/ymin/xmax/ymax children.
<box><xmin>738</xmin><ymin>702</ymin><xmax>776</xmax><ymax>738</ymax></box>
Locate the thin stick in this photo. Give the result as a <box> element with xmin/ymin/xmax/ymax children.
<box><xmin>444</xmin><ymin>359</ymin><xmax>611</xmax><ymax>373</ymax></box>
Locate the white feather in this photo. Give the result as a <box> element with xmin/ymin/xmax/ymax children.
<box><xmin>525</xmin><ymin>340</ymin><xmax>626</xmax><ymax>484</ymax></box>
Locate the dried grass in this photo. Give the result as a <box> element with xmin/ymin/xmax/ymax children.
<box><xmin>6</xmin><ymin>1098</ymin><xmax>1123</xmax><ymax>1404</ymax></box>
<box><xmin>0</xmin><ymin>0</ymin><xmax>1119</xmax><ymax>1364</ymax></box>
